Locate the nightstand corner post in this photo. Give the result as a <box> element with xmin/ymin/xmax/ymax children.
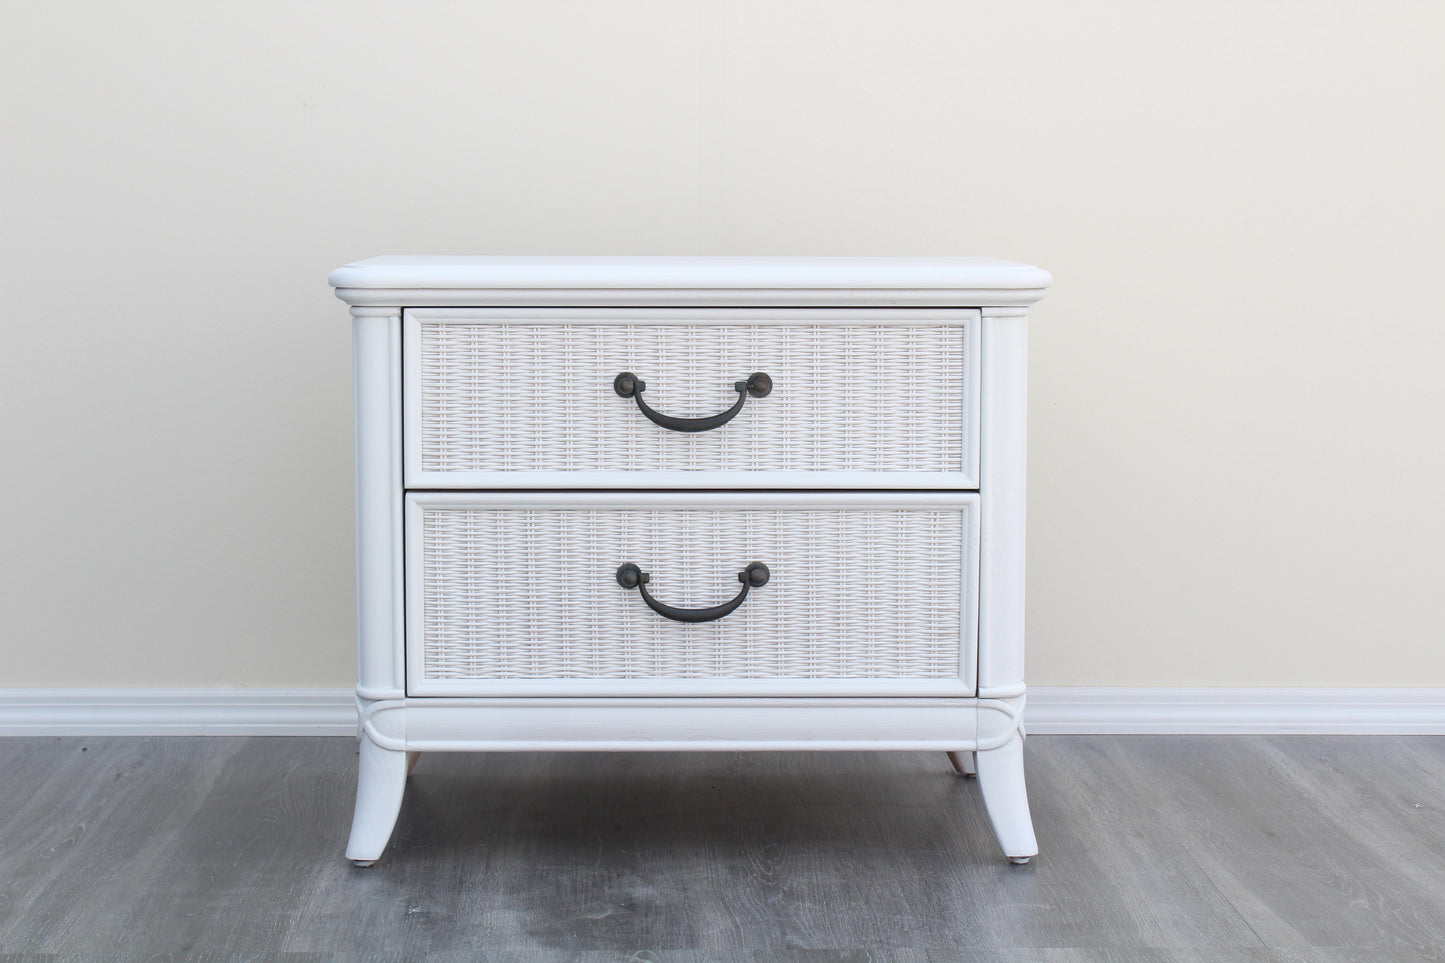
<box><xmin>351</xmin><ymin>306</ymin><xmax>406</xmax><ymax>704</ymax></box>
<box><xmin>977</xmin><ymin>306</ymin><xmax>1037</xmax><ymax>863</ymax></box>
<box><xmin>978</xmin><ymin>306</ymin><xmax>1029</xmax><ymax>701</ymax></box>
<box><xmin>347</xmin><ymin>306</ymin><xmax>408</xmax><ymax>864</ymax></box>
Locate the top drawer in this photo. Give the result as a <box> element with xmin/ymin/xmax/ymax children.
<box><xmin>403</xmin><ymin>308</ymin><xmax>980</xmax><ymax>489</ymax></box>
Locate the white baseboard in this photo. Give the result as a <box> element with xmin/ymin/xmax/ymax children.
<box><xmin>1</xmin><ymin>687</ymin><xmax>1443</xmax><ymax>737</ymax></box>
<box><xmin>1025</xmin><ymin>687</ymin><xmax>1445</xmax><ymax>735</ymax></box>
<box><xmin>0</xmin><ymin>689</ymin><xmax>357</xmax><ymax>736</ymax></box>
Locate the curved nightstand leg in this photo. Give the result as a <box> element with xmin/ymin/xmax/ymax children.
<box><xmin>975</xmin><ymin>730</ymin><xmax>1037</xmax><ymax>864</ymax></box>
<box><xmin>946</xmin><ymin>750</ymin><xmax>977</xmax><ymax>777</ymax></box>
<box><xmin>347</xmin><ymin>738</ymin><xmax>408</xmax><ymax>866</ymax></box>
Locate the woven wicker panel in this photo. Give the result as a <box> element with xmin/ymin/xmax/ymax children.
<box><xmin>419</xmin><ymin>506</ymin><xmax>966</xmax><ymax>681</ymax></box>
<box><xmin>416</xmin><ymin>322</ymin><xmax>967</xmax><ymax>472</ymax></box>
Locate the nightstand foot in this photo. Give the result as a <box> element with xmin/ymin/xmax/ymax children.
<box><xmin>946</xmin><ymin>750</ymin><xmax>977</xmax><ymax>777</ymax></box>
<box><xmin>351</xmin><ymin>860</ymin><xmax>377</xmax><ymax>868</ymax></box>
<box><xmin>345</xmin><ymin>738</ymin><xmax>409</xmax><ymax>864</ymax></box>
<box><xmin>976</xmin><ymin>730</ymin><xmax>1038</xmax><ymax>863</ymax></box>
<box><xmin>1007</xmin><ymin>856</ymin><xmax>1032</xmax><ymax>865</ymax></box>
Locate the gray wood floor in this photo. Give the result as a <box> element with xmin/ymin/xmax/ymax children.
<box><xmin>0</xmin><ymin>736</ymin><xmax>1442</xmax><ymax>961</ymax></box>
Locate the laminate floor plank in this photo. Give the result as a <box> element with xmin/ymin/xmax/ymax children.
<box><xmin>2</xmin><ymin>736</ymin><xmax>1444</xmax><ymax>959</ymax></box>
<box><xmin>1108</xmin><ymin>736</ymin><xmax>1445</xmax><ymax>956</ymax></box>
<box><xmin>0</xmin><ymin>737</ymin><xmax>239</xmax><ymax>955</ymax></box>
<box><xmin>1253</xmin><ymin>737</ymin><xmax>1445</xmax><ymax>887</ymax></box>
<box><xmin>936</xmin><ymin>737</ymin><xmax>1262</xmax><ymax>950</ymax></box>
<box><xmin>109</xmin><ymin>736</ymin><xmax>359</xmax><ymax>956</ymax></box>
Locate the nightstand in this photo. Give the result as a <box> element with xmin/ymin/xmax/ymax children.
<box><xmin>330</xmin><ymin>256</ymin><xmax>1050</xmax><ymax>865</ymax></box>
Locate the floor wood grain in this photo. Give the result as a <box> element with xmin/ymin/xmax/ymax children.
<box><xmin>0</xmin><ymin>736</ymin><xmax>1442</xmax><ymax>960</ymax></box>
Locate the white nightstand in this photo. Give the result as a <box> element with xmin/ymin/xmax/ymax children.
<box><xmin>330</xmin><ymin>256</ymin><xmax>1050</xmax><ymax>865</ymax></box>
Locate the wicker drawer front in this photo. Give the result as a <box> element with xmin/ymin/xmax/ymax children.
<box><xmin>405</xmin><ymin>492</ymin><xmax>979</xmax><ymax>697</ymax></box>
<box><xmin>404</xmin><ymin>308</ymin><xmax>979</xmax><ymax>489</ymax></box>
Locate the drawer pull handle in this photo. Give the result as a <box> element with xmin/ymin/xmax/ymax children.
<box><xmin>615</xmin><ymin>561</ymin><xmax>770</xmax><ymax>623</ymax></box>
<box><xmin>613</xmin><ymin>371</ymin><xmax>772</xmax><ymax>433</ymax></box>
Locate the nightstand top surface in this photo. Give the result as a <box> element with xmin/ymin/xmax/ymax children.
<box><xmin>330</xmin><ymin>256</ymin><xmax>1050</xmax><ymax>308</ymax></box>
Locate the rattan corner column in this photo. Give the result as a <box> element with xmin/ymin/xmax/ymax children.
<box><xmin>330</xmin><ymin>256</ymin><xmax>1051</xmax><ymax>866</ymax></box>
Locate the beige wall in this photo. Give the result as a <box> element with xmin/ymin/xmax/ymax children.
<box><xmin>2</xmin><ymin>1</ymin><xmax>1442</xmax><ymax>688</ymax></box>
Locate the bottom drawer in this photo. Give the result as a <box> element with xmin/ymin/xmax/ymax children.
<box><xmin>405</xmin><ymin>492</ymin><xmax>979</xmax><ymax>697</ymax></box>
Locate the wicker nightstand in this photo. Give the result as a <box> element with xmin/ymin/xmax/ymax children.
<box><xmin>330</xmin><ymin>256</ymin><xmax>1050</xmax><ymax>865</ymax></box>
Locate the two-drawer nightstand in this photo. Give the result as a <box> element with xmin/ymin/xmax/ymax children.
<box><xmin>329</xmin><ymin>256</ymin><xmax>1050</xmax><ymax>865</ymax></box>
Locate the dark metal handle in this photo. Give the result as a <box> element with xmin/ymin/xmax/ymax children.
<box><xmin>613</xmin><ymin>371</ymin><xmax>772</xmax><ymax>433</ymax></box>
<box><xmin>616</xmin><ymin>562</ymin><xmax>770</xmax><ymax>623</ymax></box>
